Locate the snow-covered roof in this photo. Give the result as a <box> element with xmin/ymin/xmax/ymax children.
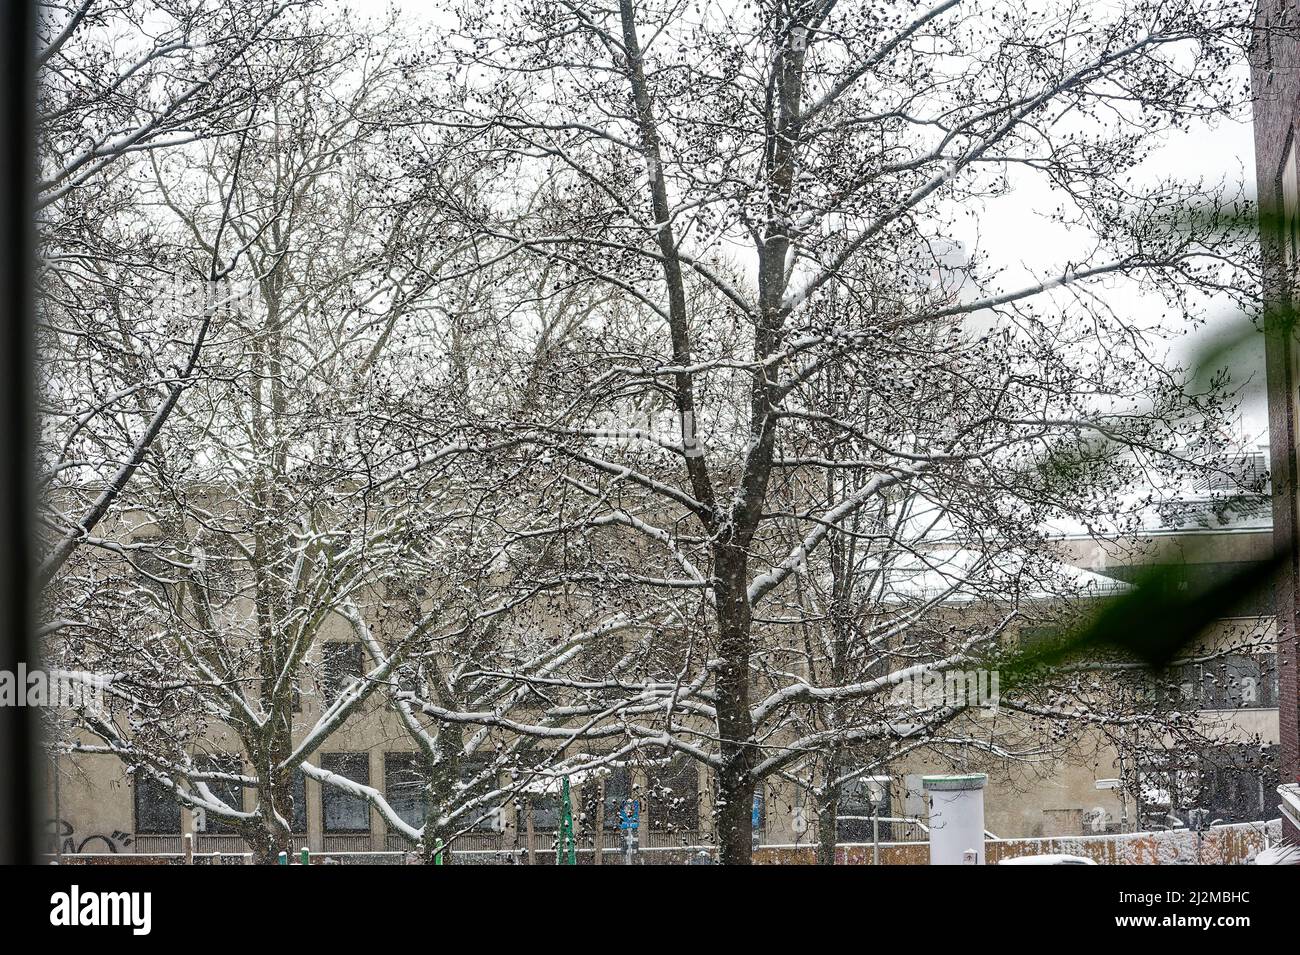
<box><xmin>874</xmin><ymin>548</ymin><xmax>1130</xmax><ymax>606</ymax></box>
<box><xmin>1150</xmin><ymin>494</ymin><xmax>1272</xmax><ymax>532</ymax></box>
<box><xmin>1251</xmin><ymin>843</ymin><xmax>1300</xmax><ymax>865</ymax></box>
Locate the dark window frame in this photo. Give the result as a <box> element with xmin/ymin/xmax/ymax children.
<box><xmin>320</xmin><ymin>752</ymin><xmax>371</xmax><ymax>834</ymax></box>
<box><xmin>647</xmin><ymin>757</ymin><xmax>699</xmax><ymax>833</ymax></box>
<box><xmin>384</xmin><ymin>752</ymin><xmax>428</xmax><ymax>832</ymax></box>
<box><xmin>134</xmin><ymin>772</ymin><xmax>181</xmax><ymax>835</ymax></box>
<box><xmin>194</xmin><ymin>755</ymin><xmax>244</xmax><ymax>835</ymax></box>
<box><xmin>319</xmin><ymin>641</ymin><xmax>364</xmax><ymax>706</ymax></box>
<box><xmin>602</xmin><ymin>766</ymin><xmax>633</xmax><ymax>831</ymax></box>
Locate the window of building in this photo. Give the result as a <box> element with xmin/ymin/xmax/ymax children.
<box><xmin>290</xmin><ymin>767</ymin><xmax>307</xmax><ymax>834</ymax></box>
<box><xmin>837</xmin><ymin>775</ymin><xmax>890</xmax><ymax>842</ymax></box>
<box><xmin>195</xmin><ymin>755</ymin><xmax>243</xmax><ymax>834</ymax></box>
<box><xmin>457</xmin><ymin>756</ymin><xmax>498</xmax><ymax>830</ymax></box>
<box><xmin>384</xmin><ymin>752</ymin><xmax>428</xmax><ymax>831</ymax></box>
<box><xmin>648</xmin><ymin>756</ymin><xmax>698</xmax><ymax>833</ymax></box>
<box><xmin>1192</xmin><ymin>451</ymin><xmax>1269</xmax><ymax>492</ymax></box>
<box><xmin>528</xmin><ymin>790</ymin><xmax>562</xmax><ymax>831</ymax></box>
<box><xmin>602</xmin><ymin>766</ymin><xmax>633</xmax><ymax>831</ymax></box>
<box><xmin>320</xmin><ymin>752</ymin><xmax>370</xmax><ymax>832</ymax></box>
<box><xmin>1137</xmin><ymin>760</ymin><xmax>1201</xmax><ymax>828</ymax></box>
<box><xmin>320</xmin><ymin>641</ymin><xmax>363</xmax><ymax>706</ymax></box>
<box><xmin>1198</xmin><ymin>744</ymin><xmax>1280</xmax><ymax>824</ymax></box>
<box><xmin>134</xmin><ymin>772</ymin><xmax>181</xmax><ymax>835</ymax></box>
<box><xmin>1182</xmin><ymin>654</ymin><xmax>1278</xmax><ymax>710</ymax></box>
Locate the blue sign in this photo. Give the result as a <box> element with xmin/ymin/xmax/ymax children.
<box><xmin>618</xmin><ymin>799</ymin><xmax>640</xmax><ymax>830</ymax></box>
<box><xmin>751</xmin><ymin>792</ymin><xmax>764</xmax><ymax>829</ymax></box>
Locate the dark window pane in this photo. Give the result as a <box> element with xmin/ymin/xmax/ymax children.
<box><xmin>196</xmin><ymin>756</ymin><xmax>243</xmax><ymax>834</ymax></box>
<box><xmin>458</xmin><ymin>756</ymin><xmax>496</xmax><ymax>831</ymax></box>
<box><xmin>1179</xmin><ymin>663</ymin><xmax>1204</xmax><ymax>706</ymax></box>
<box><xmin>1197</xmin><ymin>654</ymin><xmax>1277</xmax><ymax>710</ymax></box>
<box><xmin>384</xmin><ymin>753</ymin><xmax>428</xmax><ymax>830</ymax></box>
<box><xmin>321</xmin><ymin>753</ymin><xmax>370</xmax><ymax>832</ymax></box>
<box><xmin>1198</xmin><ymin>744</ymin><xmax>1278</xmax><ymax>824</ymax></box>
<box><xmin>291</xmin><ymin>767</ymin><xmax>307</xmax><ymax>834</ymax></box>
<box><xmin>648</xmin><ymin>757</ymin><xmax>698</xmax><ymax>832</ymax></box>
<box><xmin>529</xmin><ymin>791</ymin><xmax>561</xmax><ymax>831</ymax></box>
<box><xmin>602</xmin><ymin>766</ymin><xmax>632</xmax><ymax>831</ymax></box>
<box><xmin>837</xmin><ymin>775</ymin><xmax>890</xmax><ymax>842</ymax></box>
<box><xmin>1192</xmin><ymin>452</ymin><xmax>1268</xmax><ymax>492</ymax></box>
<box><xmin>320</xmin><ymin>642</ymin><xmax>363</xmax><ymax>706</ymax></box>
<box><xmin>135</xmin><ymin>773</ymin><xmax>181</xmax><ymax>835</ymax></box>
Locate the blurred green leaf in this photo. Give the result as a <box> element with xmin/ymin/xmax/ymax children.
<box><xmin>998</xmin><ymin>545</ymin><xmax>1284</xmax><ymax>691</ymax></box>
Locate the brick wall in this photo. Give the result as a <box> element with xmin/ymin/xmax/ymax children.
<box><xmin>1252</xmin><ymin>0</ymin><xmax>1300</xmax><ymax>843</ymax></box>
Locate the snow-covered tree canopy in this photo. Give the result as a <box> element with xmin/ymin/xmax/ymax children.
<box><xmin>37</xmin><ymin>0</ymin><xmax>1272</xmax><ymax>864</ymax></box>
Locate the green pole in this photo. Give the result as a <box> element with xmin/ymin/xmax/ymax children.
<box><xmin>557</xmin><ymin>776</ymin><xmax>577</xmax><ymax>865</ymax></box>
<box><xmin>300</xmin><ymin>847</ymin><xmax>310</xmax><ymax>866</ymax></box>
<box><xmin>277</xmin><ymin>850</ymin><xmax>288</xmax><ymax>865</ymax></box>
<box><xmin>434</xmin><ymin>837</ymin><xmax>444</xmax><ymax>865</ymax></box>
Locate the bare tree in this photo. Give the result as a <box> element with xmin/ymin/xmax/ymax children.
<box><xmin>41</xmin><ymin>16</ymin><xmax>521</xmax><ymax>863</ymax></box>
<box><xmin>36</xmin><ymin>0</ymin><xmax>309</xmax><ymax>585</ymax></box>
<box><xmin>37</xmin><ymin>0</ymin><xmax>307</xmax><ymax>211</ymax></box>
<box><xmin>404</xmin><ymin>0</ymin><xmax>1258</xmax><ymax>863</ymax></box>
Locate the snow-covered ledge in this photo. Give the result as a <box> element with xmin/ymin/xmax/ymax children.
<box><xmin>1279</xmin><ymin>783</ymin><xmax>1300</xmax><ymax>831</ymax></box>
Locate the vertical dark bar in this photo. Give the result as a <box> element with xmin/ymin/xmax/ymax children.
<box><xmin>0</xmin><ymin>0</ymin><xmax>36</xmax><ymax>865</ymax></box>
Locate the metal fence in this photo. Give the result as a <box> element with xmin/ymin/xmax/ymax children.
<box><xmin>55</xmin><ymin>817</ymin><xmax>1282</xmax><ymax>865</ymax></box>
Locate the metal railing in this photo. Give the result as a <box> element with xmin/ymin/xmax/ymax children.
<box><xmin>130</xmin><ymin>834</ymin><xmax>250</xmax><ymax>854</ymax></box>
<box><xmin>834</xmin><ymin>816</ymin><xmax>931</xmax><ymax>843</ymax></box>
<box><xmin>322</xmin><ymin>833</ymin><xmax>374</xmax><ymax>852</ymax></box>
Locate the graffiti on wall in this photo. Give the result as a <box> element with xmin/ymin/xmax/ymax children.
<box><xmin>45</xmin><ymin>818</ymin><xmax>134</xmax><ymax>854</ymax></box>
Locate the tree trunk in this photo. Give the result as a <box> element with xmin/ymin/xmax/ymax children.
<box><xmin>712</xmin><ymin>539</ymin><xmax>756</xmax><ymax>864</ymax></box>
<box><xmin>420</xmin><ymin>742</ymin><xmax>461</xmax><ymax>864</ymax></box>
<box><xmin>816</xmin><ymin>748</ymin><xmax>842</xmax><ymax>865</ymax></box>
<box><xmin>421</xmin><ymin>821</ymin><xmax>455</xmax><ymax>865</ymax></box>
<box><xmin>246</xmin><ymin>768</ymin><xmax>293</xmax><ymax>864</ymax></box>
<box><xmin>714</xmin><ymin>774</ymin><xmax>755</xmax><ymax>865</ymax></box>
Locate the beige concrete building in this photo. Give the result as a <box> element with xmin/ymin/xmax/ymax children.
<box><xmin>43</xmin><ymin>486</ymin><xmax>1281</xmax><ymax>861</ymax></box>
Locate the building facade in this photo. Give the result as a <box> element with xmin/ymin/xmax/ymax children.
<box><xmin>45</xmin><ymin>512</ymin><xmax>1280</xmax><ymax>861</ymax></box>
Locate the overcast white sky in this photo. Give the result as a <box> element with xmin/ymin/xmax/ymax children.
<box><xmin>975</xmin><ymin>112</ymin><xmax>1265</xmax><ymax>445</ymax></box>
